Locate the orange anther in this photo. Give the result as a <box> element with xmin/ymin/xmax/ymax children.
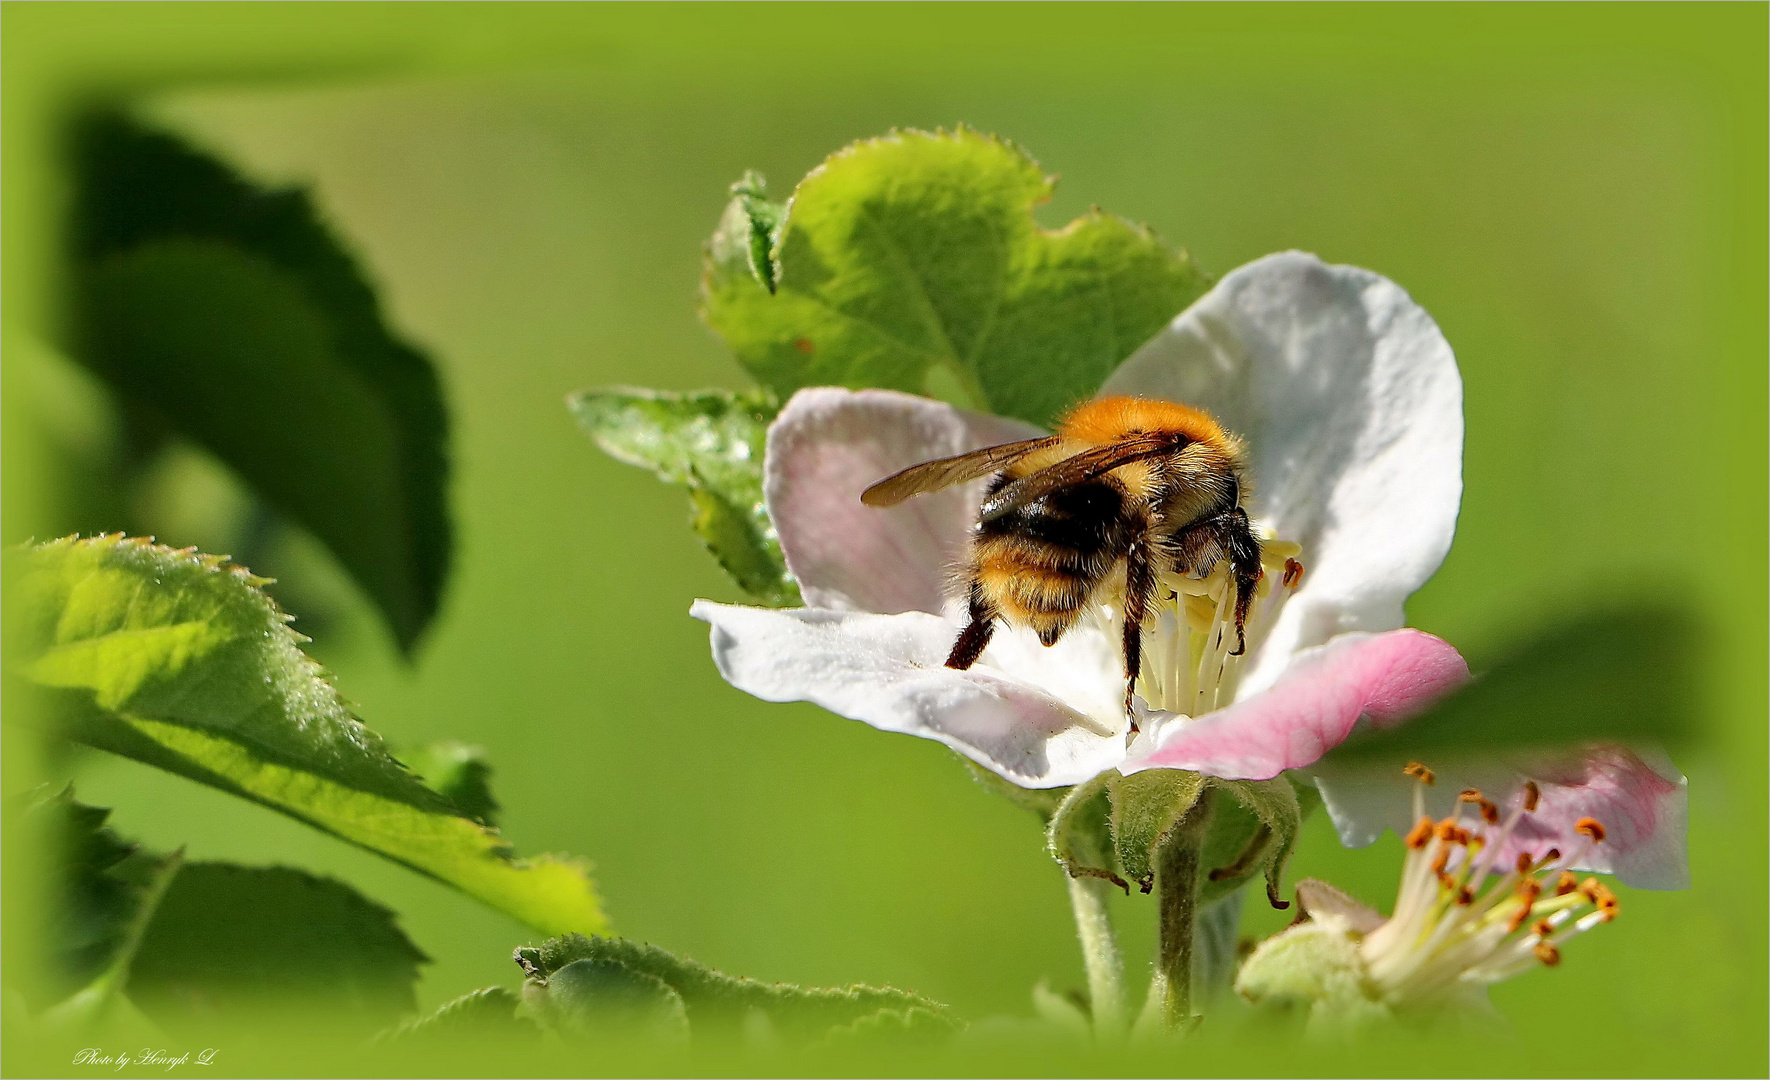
<box><xmin>1508</xmin><ymin>907</ymin><xmax>1531</xmax><ymax>933</ymax></box>
<box><xmin>1515</xmin><ymin>853</ymin><xmax>1534</xmax><ymax>876</ymax></box>
<box><xmin>1459</xmin><ymin>789</ymin><xmax>1484</xmax><ymax>803</ymax></box>
<box><xmin>1555</xmin><ymin>871</ymin><xmax>1580</xmax><ymax>896</ymax></box>
<box><xmin>1434</xmin><ymin>821</ymin><xmax>1471</xmax><ymax>846</ymax></box>
<box><xmin>1431</xmin><ymin>849</ymin><xmax>1451</xmax><ymax>876</ymax></box>
<box><xmin>1534</xmin><ymin>943</ymin><xmax>1562</xmax><ymax>966</ymax></box>
<box><xmin>1456</xmin><ymin>886</ymin><xmax>1475</xmax><ymax>906</ymax></box>
<box><xmin>1403</xmin><ymin>762</ymin><xmax>1436</xmax><ymax>786</ymax></box>
<box><xmin>1405</xmin><ymin>817</ymin><xmax>1435</xmax><ymax>850</ymax></box>
<box><xmin>1283</xmin><ymin>558</ymin><xmax>1304</xmax><ymax>588</ymax></box>
<box><xmin>1575</xmin><ymin>817</ymin><xmax>1607</xmax><ymax>843</ymax></box>
<box><xmin>1522</xmin><ymin>781</ymin><xmax>1541</xmax><ymax>812</ymax></box>
<box><xmin>1533</xmin><ymin>919</ymin><xmax>1555</xmax><ymax>938</ymax></box>
<box><xmin>1477</xmin><ymin>798</ymin><xmax>1500</xmax><ymax>825</ymax></box>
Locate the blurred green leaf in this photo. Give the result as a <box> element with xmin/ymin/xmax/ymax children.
<box><xmin>569</xmin><ymin>387</ymin><xmax>799</xmax><ymax>605</ymax></box>
<box><xmin>516</xmin><ymin>934</ymin><xmax>954</xmax><ymax>1040</ymax></box>
<box><xmin>402</xmin><ymin>741</ymin><xmax>500</xmax><ymax>827</ymax></box>
<box><xmin>377</xmin><ymin>986</ymin><xmax>536</xmax><ymax>1044</ymax></box>
<box><xmin>127</xmin><ymin>863</ymin><xmax>427</xmax><ymax>1034</ymax></box>
<box><xmin>24</xmin><ymin>788</ymin><xmax>183</xmax><ymax>1024</ymax></box>
<box><xmin>1323</xmin><ymin>607</ymin><xmax>1698</xmax><ymax>766</ymax></box>
<box><xmin>66</xmin><ymin>110</ymin><xmax>451</xmax><ymax>652</ymax></box>
<box><xmin>537</xmin><ymin>957</ymin><xmax>690</xmax><ymax>1042</ymax></box>
<box><xmin>10</xmin><ymin>536</ymin><xmax>606</xmax><ymax>937</ymax></box>
<box><xmin>703</xmin><ymin>128</ymin><xmax>1209</xmax><ymax>427</ymax></box>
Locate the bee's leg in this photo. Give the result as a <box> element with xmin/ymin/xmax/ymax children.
<box><xmin>945</xmin><ymin>582</ymin><xmax>998</xmax><ymax>670</ymax></box>
<box><xmin>1122</xmin><ymin>533</ymin><xmax>1158</xmax><ymax>729</ymax></box>
<box><xmin>1218</xmin><ymin>508</ymin><xmax>1264</xmax><ymax>656</ymax></box>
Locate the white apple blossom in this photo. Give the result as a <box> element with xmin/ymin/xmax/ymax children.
<box><xmin>691</xmin><ymin>251</ymin><xmax>1687</xmax><ymax>889</ymax></box>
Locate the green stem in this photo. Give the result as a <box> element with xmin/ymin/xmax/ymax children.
<box><xmin>1146</xmin><ymin>797</ymin><xmax>1212</xmax><ymax>1031</ymax></box>
<box><xmin>1066</xmin><ymin>872</ymin><xmax>1126</xmax><ymax>1037</ymax></box>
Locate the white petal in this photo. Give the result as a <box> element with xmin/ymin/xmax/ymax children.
<box><xmin>763</xmin><ymin>388</ymin><xmax>1043</xmax><ymax>614</ymax></box>
<box><xmin>1103</xmin><ymin>252</ymin><xmax>1463</xmax><ymax>697</ymax></box>
<box><xmin>691</xmin><ymin>600</ymin><xmax>1127</xmax><ymax>788</ymax></box>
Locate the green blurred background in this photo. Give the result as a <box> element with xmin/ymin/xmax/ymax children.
<box><xmin>4</xmin><ymin>3</ymin><xmax>1765</xmax><ymax>1075</ymax></box>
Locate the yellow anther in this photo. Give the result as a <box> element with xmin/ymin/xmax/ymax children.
<box><xmin>1403</xmin><ymin>761</ymin><xmax>1436</xmax><ymax>786</ymax></box>
<box><xmin>1534</xmin><ymin>943</ymin><xmax>1562</xmax><ymax>967</ymax></box>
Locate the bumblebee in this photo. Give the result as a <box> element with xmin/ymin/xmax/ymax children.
<box><xmin>861</xmin><ymin>396</ymin><xmax>1264</xmax><ymax>721</ymax></box>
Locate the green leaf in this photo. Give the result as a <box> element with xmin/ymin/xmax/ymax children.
<box><xmin>516</xmin><ymin>934</ymin><xmax>954</xmax><ymax>1040</ymax></box>
<box><xmin>376</xmin><ymin>986</ymin><xmax>536</xmax><ymax>1043</ymax></box>
<box><xmin>66</xmin><ymin>110</ymin><xmax>451</xmax><ymax>652</ymax></box>
<box><xmin>402</xmin><ymin>741</ymin><xmax>500</xmax><ymax>827</ymax></box>
<box><xmin>702</xmin><ymin>128</ymin><xmax>1209</xmax><ymax>427</ymax></box>
<box><xmin>714</xmin><ymin>171</ymin><xmax>786</xmax><ymax>294</ymax></box>
<box><xmin>1323</xmin><ymin>607</ymin><xmax>1698</xmax><ymax>766</ymax></box>
<box><xmin>126</xmin><ymin>863</ymin><xmax>427</xmax><ymax>1034</ymax></box>
<box><xmin>537</xmin><ymin>958</ymin><xmax>690</xmax><ymax>1043</ymax></box>
<box><xmin>569</xmin><ymin>387</ymin><xmax>799</xmax><ymax>605</ymax></box>
<box><xmin>10</xmin><ymin>536</ymin><xmax>606</xmax><ymax>937</ymax></box>
<box><xmin>23</xmin><ymin>788</ymin><xmax>183</xmax><ymax>1025</ymax></box>
<box><xmin>1107</xmin><ymin>769</ymin><xmax>1209</xmax><ymax>893</ymax></box>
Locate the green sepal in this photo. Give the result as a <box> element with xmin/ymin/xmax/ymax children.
<box><xmin>702</xmin><ymin>127</ymin><xmax>1209</xmax><ymax>427</ymax></box>
<box><xmin>1045</xmin><ymin>771</ymin><xmax>1123</xmax><ymax>892</ymax></box>
<box><xmin>1107</xmin><ymin>769</ymin><xmax>1209</xmax><ymax>893</ymax></box>
<box><xmin>516</xmin><ymin>934</ymin><xmax>954</xmax><ymax>1041</ymax></box>
<box><xmin>1233</xmin><ymin>922</ymin><xmax>1376</xmax><ymax>1020</ymax></box>
<box><xmin>9</xmin><ymin>536</ymin><xmax>606</xmax><ymax>936</ymax></box>
<box><xmin>1199</xmin><ymin>777</ymin><xmax>1303</xmax><ymax>910</ymax></box>
<box><xmin>569</xmin><ymin>387</ymin><xmax>800</xmax><ymax>606</ymax></box>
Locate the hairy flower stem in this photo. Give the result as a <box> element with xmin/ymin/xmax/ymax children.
<box><xmin>1066</xmin><ymin>873</ymin><xmax>1126</xmax><ymax>1037</ymax></box>
<box><xmin>1148</xmin><ymin>797</ymin><xmax>1213</xmax><ymax>1031</ymax></box>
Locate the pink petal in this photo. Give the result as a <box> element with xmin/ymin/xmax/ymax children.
<box><xmin>764</xmin><ymin>388</ymin><xmax>1043</xmax><ymax>615</ymax></box>
<box><xmin>1314</xmin><ymin>746</ymin><xmax>1689</xmax><ymax>890</ymax></box>
<box><xmin>1121</xmin><ymin>629</ymin><xmax>1470</xmax><ymax>781</ymax></box>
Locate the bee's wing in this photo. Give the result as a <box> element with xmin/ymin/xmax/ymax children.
<box><xmin>978</xmin><ymin>433</ymin><xmax>1180</xmax><ymax>522</ymax></box>
<box><xmin>860</xmin><ymin>436</ymin><xmax>1061</xmax><ymax>507</ymax></box>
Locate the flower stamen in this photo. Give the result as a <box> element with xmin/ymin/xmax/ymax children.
<box><xmin>1352</xmin><ymin>768</ymin><xmax>1620</xmax><ymax>1008</ymax></box>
